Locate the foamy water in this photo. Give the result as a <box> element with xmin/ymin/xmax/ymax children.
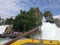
<box><xmin>0</xmin><ymin>38</ymin><xmax>11</xmax><ymax>44</ymax></box>
<box><xmin>0</xmin><ymin>22</ymin><xmax>60</xmax><ymax>44</ymax></box>
<box><xmin>35</xmin><ymin>22</ymin><xmax>60</xmax><ymax>41</ymax></box>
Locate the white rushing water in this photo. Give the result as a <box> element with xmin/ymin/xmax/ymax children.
<box><xmin>0</xmin><ymin>25</ymin><xmax>11</xmax><ymax>44</ymax></box>
<box><xmin>0</xmin><ymin>25</ymin><xmax>9</xmax><ymax>34</ymax></box>
<box><xmin>0</xmin><ymin>22</ymin><xmax>60</xmax><ymax>44</ymax></box>
<box><xmin>35</xmin><ymin>22</ymin><xmax>60</xmax><ymax>41</ymax></box>
<box><xmin>0</xmin><ymin>38</ymin><xmax>11</xmax><ymax>44</ymax></box>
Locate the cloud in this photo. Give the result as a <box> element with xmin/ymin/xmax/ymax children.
<box><xmin>0</xmin><ymin>0</ymin><xmax>25</xmax><ymax>19</ymax></box>
<box><xmin>0</xmin><ymin>0</ymin><xmax>33</xmax><ymax>18</ymax></box>
<box><xmin>0</xmin><ymin>0</ymin><xmax>60</xmax><ymax>19</ymax></box>
<box><xmin>0</xmin><ymin>13</ymin><xmax>11</xmax><ymax>19</ymax></box>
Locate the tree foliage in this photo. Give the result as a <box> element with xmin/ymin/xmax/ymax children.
<box><xmin>5</xmin><ymin>18</ymin><xmax>13</xmax><ymax>25</ymax></box>
<box><xmin>44</xmin><ymin>11</ymin><xmax>54</xmax><ymax>23</ymax></box>
<box><xmin>13</xmin><ymin>8</ymin><xmax>42</xmax><ymax>32</ymax></box>
<box><xmin>29</xmin><ymin>7</ymin><xmax>43</xmax><ymax>25</ymax></box>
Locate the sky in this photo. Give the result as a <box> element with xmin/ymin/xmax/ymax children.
<box><xmin>0</xmin><ymin>0</ymin><xmax>60</xmax><ymax>19</ymax></box>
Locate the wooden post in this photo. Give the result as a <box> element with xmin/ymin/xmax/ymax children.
<box><xmin>4</xmin><ymin>26</ymin><xmax>39</xmax><ymax>45</ymax></box>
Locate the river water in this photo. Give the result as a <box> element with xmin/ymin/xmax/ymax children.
<box><xmin>34</xmin><ymin>22</ymin><xmax>60</xmax><ymax>41</ymax></box>
<box><xmin>0</xmin><ymin>37</ymin><xmax>26</xmax><ymax>44</ymax></box>
<box><xmin>0</xmin><ymin>38</ymin><xmax>11</xmax><ymax>44</ymax></box>
<box><xmin>0</xmin><ymin>22</ymin><xmax>60</xmax><ymax>44</ymax></box>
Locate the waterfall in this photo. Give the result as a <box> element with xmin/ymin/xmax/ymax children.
<box><xmin>35</xmin><ymin>22</ymin><xmax>60</xmax><ymax>41</ymax></box>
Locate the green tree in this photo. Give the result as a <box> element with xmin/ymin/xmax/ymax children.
<box><xmin>5</xmin><ymin>18</ymin><xmax>13</xmax><ymax>25</ymax></box>
<box><xmin>13</xmin><ymin>8</ymin><xmax>43</xmax><ymax>32</ymax></box>
<box><xmin>13</xmin><ymin>11</ymin><xmax>37</xmax><ymax>32</ymax></box>
<box><xmin>44</xmin><ymin>11</ymin><xmax>54</xmax><ymax>23</ymax></box>
<box><xmin>29</xmin><ymin>7</ymin><xmax>43</xmax><ymax>26</ymax></box>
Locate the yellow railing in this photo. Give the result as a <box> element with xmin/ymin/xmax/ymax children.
<box><xmin>11</xmin><ymin>39</ymin><xmax>60</xmax><ymax>45</ymax></box>
<box><xmin>11</xmin><ymin>39</ymin><xmax>39</xmax><ymax>45</ymax></box>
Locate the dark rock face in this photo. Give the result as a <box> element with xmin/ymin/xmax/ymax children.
<box><xmin>54</xmin><ymin>18</ymin><xmax>60</xmax><ymax>27</ymax></box>
<box><xmin>55</xmin><ymin>22</ymin><xmax>60</xmax><ymax>27</ymax></box>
